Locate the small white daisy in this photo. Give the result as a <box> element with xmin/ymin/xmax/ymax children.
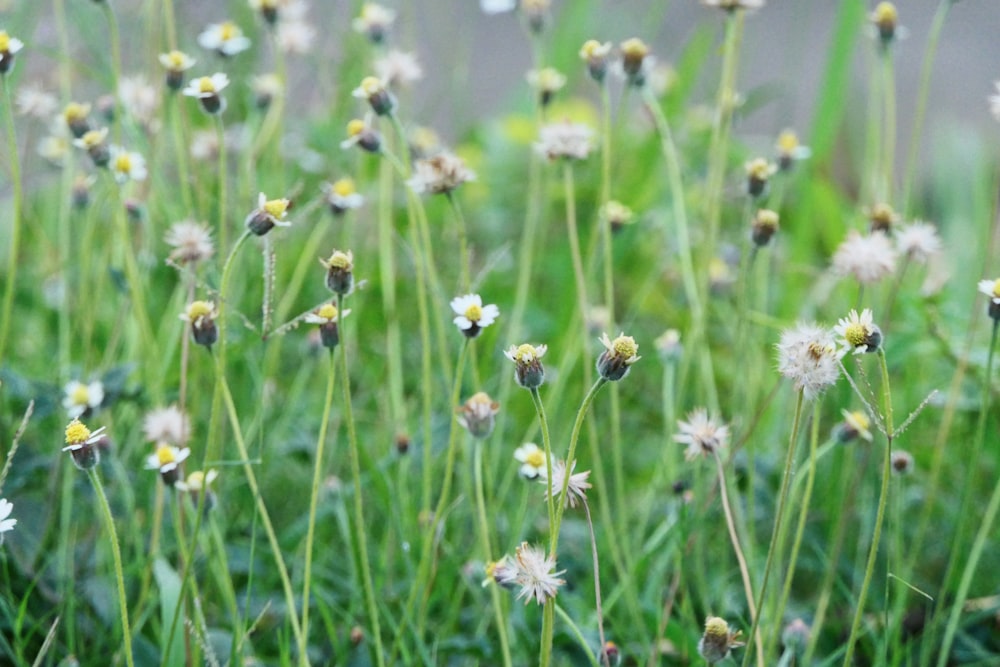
<box><xmin>244</xmin><ymin>192</ymin><xmax>292</xmax><ymax>235</ymax></box>
<box><xmin>321</xmin><ymin>178</ymin><xmax>365</xmax><ymax>214</ymax></box>
<box><xmin>776</xmin><ymin>129</ymin><xmax>811</xmax><ymax>171</ymax></box>
<box><xmin>165</xmin><ymin>220</ymin><xmax>215</xmax><ymax>265</ymax></box>
<box><xmin>142</xmin><ymin>406</ymin><xmax>191</xmax><ymax>446</ymax></box>
<box><xmin>512</xmin><ymin>542</ymin><xmax>565</xmax><ymax>606</ymax></box>
<box><xmin>63</xmin><ymin>380</ymin><xmax>104</xmax><ymax>419</ymax></box>
<box><xmin>977</xmin><ymin>277</ymin><xmax>1000</xmax><ymax>304</ymax></box>
<box><xmin>539</xmin><ymin>459</ymin><xmax>591</xmax><ymax>509</ymax></box>
<box><xmin>119</xmin><ymin>75</ymin><xmax>159</xmax><ymax>127</ymax></box>
<box><xmin>895</xmin><ymin>222</ymin><xmax>942</xmax><ymax>263</ymax></box>
<box><xmin>514</xmin><ymin>443</ymin><xmax>547</xmax><ymax>479</ymax></box>
<box><xmin>597</xmin><ymin>332</ymin><xmax>641</xmax><ymax>381</ymax></box>
<box><xmin>535</xmin><ymin>120</ymin><xmax>594</xmax><ymax>161</ymax></box>
<box><xmin>197</xmin><ymin>21</ymin><xmax>251</xmax><ymax>56</ymax></box>
<box><xmin>176</xmin><ymin>469</ymin><xmax>218</xmax><ymax>492</ymax></box>
<box><xmin>145</xmin><ymin>443</ymin><xmax>191</xmax><ymax>475</ymax></box>
<box><xmin>775</xmin><ymin>323</ymin><xmax>843</xmax><ymax>398</ymax></box>
<box><xmin>109</xmin><ymin>146</ymin><xmax>147</xmax><ymax>184</ymax></box>
<box><xmin>0</xmin><ymin>498</ymin><xmax>17</xmax><ymax>537</ymax></box>
<box><xmin>183</xmin><ymin>73</ymin><xmax>230</xmax><ymax>115</ymax></box>
<box><xmin>831</xmin><ymin>230</ymin><xmax>898</xmax><ymax>285</ymax></box>
<box><xmin>450</xmin><ymin>294</ymin><xmax>499</xmax><ymax>338</ymax></box>
<box><xmin>834</xmin><ymin>308</ymin><xmax>883</xmax><ymax>355</ymax></box>
<box><xmin>408</xmin><ymin>152</ymin><xmax>476</xmax><ymax>195</ymax></box>
<box><xmin>276</xmin><ymin>19</ymin><xmax>316</xmax><ymax>55</ymax></box>
<box><xmin>675</xmin><ymin>409</ymin><xmax>730</xmax><ymax>460</ymax></box>
<box><xmin>352</xmin><ymin>3</ymin><xmax>396</xmax><ymax>42</ymax></box>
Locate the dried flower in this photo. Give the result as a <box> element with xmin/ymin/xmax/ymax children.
<box><xmin>526</xmin><ymin>67</ymin><xmax>566</xmax><ymax>107</ymax></box>
<box><xmin>512</xmin><ymin>542</ymin><xmax>565</xmax><ymax>605</ymax></box>
<box><xmin>0</xmin><ymin>30</ymin><xmax>24</xmax><ymax>75</ymax></box>
<box><xmin>143</xmin><ymin>406</ymin><xmax>191</xmax><ymax>446</ymax></box>
<box><xmin>781</xmin><ymin>618</ymin><xmax>811</xmax><ymax>653</ymax></box>
<box><xmin>322</xmin><ymin>178</ymin><xmax>365</xmax><ymax>215</ymax></box>
<box><xmin>374</xmin><ymin>50</ymin><xmax>423</xmax><ymax>89</ymax></box>
<box><xmin>146</xmin><ymin>443</ymin><xmax>191</xmax><ymax>487</ymax></box>
<box><xmin>514</xmin><ymin>442</ymin><xmax>546</xmax><ymax>479</ymax></box>
<box><xmin>535</xmin><ymin>120</ymin><xmax>594</xmax><ymax>161</ymax></box>
<box><xmin>751</xmin><ymin>208</ymin><xmax>779</xmax><ymax>247</ymax></box>
<box><xmin>775</xmin><ymin>129</ymin><xmax>811</xmax><ymax>171</ymax></box>
<box><xmin>244</xmin><ymin>192</ymin><xmax>292</xmax><ymax>235</ymax></box>
<box><xmin>832</xmin><ymin>231</ymin><xmax>898</xmax><ymax>285</ymax></box>
<box><xmin>180</xmin><ymin>300</ymin><xmax>219</xmax><ymax>349</ymax></box>
<box><xmin>198</xmin><ymin>21</ymin><xmax>251</xmax><ymax>57</ymax></box>
<box><xmin>276</xmin><ymin>14</ymin><xmax>317</xmax><ymax>55</ymax></box>
<box><xmin>456</xmin><ymin>392</ymin><xmax>500</xmax><ymax>439</ymax></box>
<box><xmin>597</xmin><ymin>332</ymin><xmax>641</xmax><ymax>381</ymax></box>
<box><xmin>504</xmin><ymin>343</ymin><xmax>547</xmax><ymax>389</ymax></box>
<box><xmin>698</xmin><ymin>616</ymin><xmax>745</xmax><ymax>663</ymax></box>
<box><xmin>165</xmin><ymin>220</ymin><xmax>214</xmax><ymax>265</ymax></box>
<box><xmin>675</xmin><ymin>409</ymin><xmax>730</xmax><ymax>460</ymax></box>
<box><xmin>450</xmin><ymin>293</ymin><xmax>499</xmax><ymax>338</ymax></box>
<box><xmin>539</xmin><ymin>459</ymin><xmax>591</xmax><ymax>509</ymax></box>
<box><xmin>775</xmin><ymin>323</ymin><xmax>843</xmax><ymax>399</ymax></box>
<box><xmin>834</xmin><ymin>308</ymin><xmax>883</xmax><ymax>355</ymax></box>
<box><xmin>484</xmin><ymin>555</ymin><xmax>518</xmax><ymax>588</ymax></box>
<box><xmin>867</xmin><ymin>202</ymin><xmax>899</xmax><ymax>233</ymax></box>
<box><xmin>895</xmin><ymin>221</ymin><xmax>942</xmax><ymax>263</ymax></box>
<box><xmin>63</xmin><ymin>419</ymin><xmax>107</xmax><ymax>470</ymax></box>
<box><xmin>977</xmin><ymin>277</ymin><xmax>1000</xmax><ymax>321</ymax></box>
<box><xmin>15</xmin><ymin>85</ymin><xmax>58</xmax><ymax>118</ymax></box>
<box><xmin>408</xmin><ymin>152</ymin><xmax>476</xmax><ymax>195</ymax></box>
<box><xmin>352</xmin><ymin>3</ymin><xmax>396</xmax><ymax>43</ymax></box>
<box><xmin>305</xmin><ymin>303</ymin><xmax>350</xmax><ymax>349</ymax></box>
<box><xmin>321</xmin><ymin>249</ymin><xmax>355</xmax><ymax>296</ymax></box>
<box><xmin>63</xmin><ymin>380</ymin><xmax>104</xmax><ymax>419</ymax></box>
<box><xmin>579</xmin><ymin>40</ymin><xmax>613</xmax><ymax>83</ymax></box>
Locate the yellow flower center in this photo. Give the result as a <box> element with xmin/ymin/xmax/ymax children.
<box><xmin>185</xmin><ymin>471</ymin><xmax>206</xmax><ymax>489</ymax></box>
<box><xmin>198</xmin><ymin>77</ymin><xmax>215</xmax><ymax>94</ymax></box>
<box><xmin>80</xmin><ymin>130</ymin><xmax>105</xmax><ymax>148</ymax></box>
<box><xmin>156</xmin><ymin>444</ymin><xmax>176</xmax><ymax>466</ymax></box>
<box><xmin>220</xmin><ymin>22</ymin><xmax>237</xmax><ymax>41</ymax></box>
<box><xmin>525</xmin><ymin>448</ymin><xmax>545</xmax><ymax>468</ymax></box>
<box><xmin>167</xmin><ymin>51</ymin><xmax>186</xmax><ymax>69</ymax></box>
<box><xmin>621</xmin><ymin>38</ymin><xmax>649</xmax><ymax>59</ymax></box>
<box><xmin>316</xmin><ymin>303</ymin><xmax>339</xmax><ymax>321</ymax></box>
<box><xmin>464</xmin><ymin>303</ymin><xmax>483</xmax><ymax>322</ymax></box>
<box><xmin>187</xmin><ymin>300</ymin><xmax>213</xmax><ymax>320</ymax></box>
<box><xmin>612</xmin><ymin>335</ymin><xmax>638</xmax><ymax>359</ymax></box>
<box><xmin>991</xmin><ymin>278</ymin><xmax>1000</xmax><ymax>298</ymax></box>
<box><xmin>115</xmin><ymin>153</ymin><xmax>132</xmax><ymax>174</ymax></box>
<box><xmin>484</xmin><ymin>560</ymin><xmax>497</xmax><ymax>578</ymax></box>
<box><xmin>326</xmin><ymin>251</ymin><xmax>352</xmax><ymax>270</ymax></box>
<box><xmin>844</xmin><ymin>322</ymin><xmax>867</xmax><ymax>347</ymax></box>
<box><xmin>514</xmin><ymin>344</ymin><xmax>539</xmax><ymax>363</ymax></box>
<box><xmin>65</xmin><ymin>103</ymin><xmax>88</xmax><ymax>122</ymax></box>
<box><xmin>873</xmin><ymin>2</ymin><xmax>897</xmax><ymax>24</ymax></box>
<box><xmin>332</xmin><ymin>178</ymin><xmax>356</xmax><ymax>197</ymax></box>
<box><xmin>65</xmin><ymin>420</ymin><xmax>91</xmax><ymax>444</ymax></box>
<box><xmin>360</xmin><ymin>76</ymin><xmax>383</xmax><ymax>96</ymax></box>
<box><xmin>346</xmin><ymin>119</ymin><xmax>365</xmax><ymax>137</ymax></box>
<box><xmin>0</xmin><ymin>32</ymin><xmax>10</xmax><ymax>52</ymax></box>
<box><xmin>535</xmin><ymin>68</ymin><xmax>564</xmax><ymax>90</ymax></box>
<box><xmin>704</xmin><ymin>617</ymin><xmax>730</xmax><ymax>640</ymax></box>
<box><xmin>71</xmin><ymin>384</ymin><xmax>90</xmax><ymax>405</ymax></box>
<box><xmin>580</xmin><ymin>40</ymin><xmax>601</xmax><ymax>59</ymax></box>
<box><xmin>747</xmin><ymin>158</ymin><xmax>773</xmax><ymax>179</ymax></box>
<box><xmin>848</xmin><ymin>411</ymin><xmax>870</xmax><ymax>431</ymax></box>
<box><xmin>756</xmin><ymin>209</ymin><xmax>779</xmax><ymax>228</ymax></box>
<box><xmin>263</xmin><ymin>198</ymin><xmax>290</xmax><ymax>218</ymax></box>
<box><xmin>777</xmin><ymin>130</ymin><xmax>799</xmax><ymax>153</ymax></box>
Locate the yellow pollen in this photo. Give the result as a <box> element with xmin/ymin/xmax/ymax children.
<box><xmin>525</xmin><ymin>449</ymin><xmax>545</xmax><ymax>468</ymax></box>
<box><xmin>0</xmin><ymin>32</ymin><xmax>10</xmax><ymax>52</ymax></box>
<box><xmin>484</xmin><ymin>561</ymin><xmax>497</xmax><ymax>578</ymax></box>
<box><xmin>167</xmin><ymin>51</ymin><xmax>185</xmax><ymax>69</ymax></box>
<box><xmin>844</xmin><ymin>322</ymin><xmax>867</xmax><ymax>347</ymax></box>
<box><xmin>115</xmin><ymin>153</ymin><xmax>132</xmax><ymax>173</ymax></box>
<box><xmin>219</xmin><ymin>22</ymin><xmax>237</xmax><ymax>41</ymax></box>
<box><xmin>621</xmin><ymin>38</ymin><xmax>649</xmax><ymax>58</ymax></box>
<box><xmin>263</xmin><ymin>198</ymin><xmax>290</xmax><ymax>218</ymax></box>
<box><xmin>515</xmin><ymin>344</ymin><xmax>538</xmax><ymax>362</ymax></box>
<box><xmin>65</xmin><ymin>420</ymin><xmax>91</xmax><ymax>445</ymax></box>
<box><xmin>187</xmin><ymin>300</ymin><xmax>213</xmax><ymax>320</ymax></box>
<box><xmin>326</xmin><ymin>251</ymin><xmax>352</xmax><ymax>269</ymax></box>
<box><xmin>71</xmin><ymin>385</ymin><xmax>90</xmax><ymax>405</ymax></box>
<box><xmin>747</xmin><ymin>158</ymin><xmax>773</xmax><ymax>179</ymax></box>
<box><xmin>360</xmin><ymin>76</ymin><xmax>382</xmax><ymax>95</ymax></box>
<box><xmin>849</xmin><ymin>411</ymin><xmax>870</xmax><ymax>430</ymax></box>
<box><xmin>777</xmin><ymin>130</ymin><xmax>799</xmax><ymax>153</ymax></box>
<box><xmin>464</xmin><ymin>303</ymin><xmax>483</xmax><ymax>322</ymax></box>
<box><xmin>81</xmin><ymin>130</ymin><xmax>105</xmax><ymax>148</ymax></box>
<box><xmin>704</xmin><ymin>617</ymin><xmax>730</xmax><ymax>639</ymax></box>
<box><xmin>874</xmin><ymin>2</ymin><xmax>897</xmax><ymax>23</ymax></box>
<box><xmin>198</xmin><ymin>77</ymin><xmax>215</xmax><ymax>94</ymax></box>
<box><xmin>990</xmin><ymin>278</ymin><xmax>1000</xmax><ymax>298</ymax></box>
<box><xmin>580</xmin><ymin>40</ymin><xmax>601</xmax><ymax>59</ymax></box>
<box><xmin>185</xmin><ymin>471</ymin><xmax>206</xmax><ymax>489</ymax></box>
<box><xmin>346</xmin><ymin>119</ymin><xmax>365</xmax><ymax>137</ymax></box>
<box><xmin>612</xmin><ymin>335</ymin><xmax>638</xmax><ymax>358</ymax></box>
<box><xmin>64</xmin><ymin>102</ymin><xmax>89</xmax><ymax>122</ymax></box>
<box><xmin>156</xmin><ymin>444</ymin><xmax>176</xmax><ymax>466</ymax></box>
<box><xmin>332</xmin><ymin>178</ymin><xmax>356</xmax><ymax>197</ymax></box>
<box><xmin>316</xmin><ymin>303</ymin><xmax>339</xmax><ymax>321</ymax></box>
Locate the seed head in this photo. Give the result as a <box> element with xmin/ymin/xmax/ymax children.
<box><xmin>698</xmin><ymin>616</ymin><xmax>744</xmax><ymax>664</ymax></box>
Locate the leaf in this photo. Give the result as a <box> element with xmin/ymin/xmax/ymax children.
<box><xmin>153</xmin><ymin>557</ymin><xmax>185</xmax><ymax>667</ymax></box>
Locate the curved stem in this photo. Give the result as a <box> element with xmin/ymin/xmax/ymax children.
<box><xmin>554</xmin><ymin>602</ymin><xmax>601</xmax><ymax>667</ymax></box>
<box><xmin>87</xmin><ymin>468</ymin><xmax>135</xmax><ymax>667</ymax></box>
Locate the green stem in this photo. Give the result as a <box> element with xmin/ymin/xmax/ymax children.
<box><xmin>530</xmin><ymin>387</ymin><xmax>556</xmax><ymax>555</ymax></box>
<box><xmin>880</xmin><ymin>51</ymin><xmax>896</xmax><ymax>201</ymax></box>
<box><xmin>554</xmin><ymin>602</ymin><xmax>601</xmax><ymax>667</ymax></box>
<box><xmin>337</xmin><ymin>293</ymin><xmax>387</xmax><ymax>667</ymax></box>
<box><xmin>447</xmin><ymin>192</ymin><xmax>471</xmax><ymax>293</ymax></box>
<box><xmin>0</xmin><ymin>77</ymin><xmax>23</xmax><ymax>370</ymax></box>
<box><xmin>168</xmin><ymin>96</ymin><xmax>195</xmax><ymax>216</ymax></box>
<box><xmin>539</xmin><ymin>600</ymin><xmax>555</xmax><ymax>667</ymax></box>
<box><xmin>86</xmin><ymin>468</ymin><xmax>135</xmax><ymax>667</ymax></box>
<box><xmin>473</xmin><ymin>440</ymin><xmax>512</xmax><ymax>667</ymax></box>
<box><xmin>376</xmin><ymin>153</ymin><xmax>407</xmax><ymax>448</ymax></box>
<box><xmin>741</xmin><ymin>390</ymin><xmax>804</xmax><ymax>667</ymax></box>
<box><xmin>842</xmin><ymin>349</ymin><xmax>894</xmax><ymax>666</ymax></box>
<box><xmin>216</xmin><ymin>116</ymin><xmax>229</xmax><ymax>258</ymax></box>
<box><xmin>300</xmin><ymin>350</ymin><xmax>337</xmax><ymax>659</ymax></box>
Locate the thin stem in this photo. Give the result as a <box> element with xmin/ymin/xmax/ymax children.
<box><xmin>376</xmin><ymin>153</ymin><xmax>407</xmax><ymax>450</ymax></box>
<box><xmin>554</xmin><ymin>602</ymin><xmax>601</xmax><ymax>667</ymax></box>
<box><xmin>300</xmin><ymin>350</ymin><xmax>337</xmax><ymax>658</ymax></box>
<box><xmin>530</xmin><ymin>387</ymin><xmax>557</xmax><ymax>555</ymax></box>
<box><xmin>86</xmin><ymin>468</ymin><xmax>135</xmax><ymax>667</ymax></box>
<box><xmin>741</xmin><ymin>390</ymin><xmax>804</xmax><ymax>667</ymax></box>
<box><xmin>583</xmin><ymin>500</ymin><xmax>609</xmax><ymax>667</ymax></box>
<box><xmin>337</xmin><ymin>293</ymin><xmax>387</xmax><ymax>667</ymax></box>
<box><xmin>0</xmin><ymin>77</ymin><xmax>23</xmax><ymax>370</ymax></box>
<box><xmin>714</xmin><ymin>452</ymin><xmax>764</xmax><ymax>667</ymax></box>
<box><xmin>539</xmin><ymin>600</ymin><xmax>555</xmax><ymax>667</ymax></box>
<box><xmin>563</xmin><ymin>164</ymin><xmax>589</xmax><ymax>320</ymax></box>
<box><xmin>842</xmin><ymin>349</ymin><xmax>894</xmax><ymax>666</ymax></box>
<box><xmin>880</xmin><ymin>51</ymin><xmax>897</xmax><ymax>201</ymax></box>
<box><xmin>100</xmin><ymin>2</ymin><xmax>122</xmax><ymax>140</ymax></box>
<box><xmin>216</xmin><ymin>116</ymin><xmax>229</xmax><ymax>257</ymax></box>
<box><xmin>447</xmin><ymin>192</ymin><xmax>471</xmax><ymax>293</ymax></box>
<box><xmin>473</xmin><ymin>440</ymin><xmax>512</xmax><ymax>667</ymax></box>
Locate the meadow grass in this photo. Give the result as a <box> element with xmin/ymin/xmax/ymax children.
<box><xmin>0</xmin><ymin>0</ymin><xmax>999</xmax><ymax>665</ymax></box>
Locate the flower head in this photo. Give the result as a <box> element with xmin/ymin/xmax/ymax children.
<box><xmin>776</xmin><ymin>323</ymin><xmax>843</xmax><ymax>398</ymax></box>
<box><xmin>597</xmin><ymin>332</ymin><xmax>641</xmax><ymax>381</ymax></box>
<box><xmin>526</xmin><ymin>68</ymin><xmax>566</xmax><ymax>107</ymax></box>
<box><xmin>745</xmin><ymin>158</ymin><xmax>777</xmax><ymax>198</ymax></box>
<box><xmin>15</xmin><ymin>85</ymin><xmax>58</xmax><ymax>118</ymax></box>
<box><xmin>834</xmin><ymin>308</ymin><xmax>883</xmax><ymax>355</ymax></box>
<box><xmin>655</xmin><ymin>329</ymin><xmax>683</xmax><ymax>361</ymax></box>
<box><xmin>698</xmin><ymin>616</ymin><xmax>745</xmax><ymax>663</ymax></box>
<box><xmin>456</xmin><ymin>392</ymin><xmax>500</xmax><ymax>439</ymax></box>
<box><xmin>891</xmin><ymin>450</ymin><xmax>914</xmax><ymax>475</ymax></box>
<box><xmin>322</xmin><ymin>178</ymin><xmax>365</xmax><ymax>215</ymax></box>
<box><xmin>978</xmin><ymin>277</ymin><xmax>1000</xmax><ymax>320</ymax></box>
<box><xmin>74</xmin><ymin>128</ymin><xmax>111</xmax><ymax>168</ymax></box>
<box><xmin>675</xmin><ymin>409</ymin><xmax>730</xmax><ymax>460</ymax></box>
<box><xmin>514</xmin><ymin>443</ymin><xmax>547</xmax><ymax>479</ymax></box>
<box><xmin>871</xmin><ymin>2</ymin><xmax>900</xmax><ymax>46</ymax></box>
<box><xmin>579</xmin><ymin>40</ymin><xmax>613</xmax><ymax>82</ymax></box>
<box><xmin>0</xmin><ymin>30</ymin><xmax>25</xmax><ymax>75</ymax></box>
<box><xmin>484</xmin><ymin>555</ymin><xmax>518</xmax><ymax>588</ymax></box>
<box><xmin>146</xmin><ymin>443</ymin><xmax>191</xmax><ymax>486</ymax></box>
<box><xmin>601</xmin><ymin>200</ymin><xmax>634</xmax><ymax>233</ymax></box>
<box><xmin>895</xmin><ymin>222</ymin><xmax>942</xmax><ymax>263</ymax></box>
<box><xmin>305</xmin><ymin>303</ymin><xmax>350</xmax><ymax>348</ymax></box>
<box><xmin>539</xmin><ymin>459</ymin><xmax>591</xmax><ymax>509</ymax></box>
<box><xmin>320</xmin><ymin>249</ymin><xmax>355</xmax><ymax>296</ymax></box>
<box><xmin>341</xmin><ymin>117</ymin><xmax>381</xmax><ymax>153</ymax></box>
<box><xmin>374</xmin><ymin>50</ymin><xmax>423</xmax><ymax>89</ymax></box>
<box><xmin>63</xmin><ymin>419</ymin><xmax>108</xmax><ymax>470</ymax></box>
<box><xmin>276</xmin><ymin>12</ymin><xmax>317</xmax><ymax>55</ymax></box>
<box><xmin>183</xmin><ymin>73</ymin><xmax>230</xmax><ymax>114</ymax></box>
<box><xmin>0</xmin><ymin>498</ymin><xmax>16</xmax><ymax>539</ymax></box>
<box><xmin>619</xmin><ymin>38</ymin><xmax>651</xmax><ymax>86</ymax></box>
<box><xmin>63</xmin><ymin>102</ymin><xmax>92</xmax><ymax>138</ymax></box>
<box><xmin>835</xmin><ymin>409</ymin><xmax>873</xmax><ymax>443</ymax></box>
<box><xmin>450</xmin><ymin>294</ymin><xmax>499</xmax><ymax>338</ymax></box>
<box><xmin>109</xmin><ymin>146</ymin><xmax>147</xmax><ymax>184</ymax></box>
<box><xmin>751</xmin><ymin>208</ymin><xmax>779</xmax><ymax>247</ymax></box>
<box><xmin>251</xmin><ymin>73</ymin><xmax>283</xmax><ymax>109</ymax></box>
<box><xmin>159</xmin><ymin>50</ymin><xmax>197</xmax><ymax>90</ymax></box>
<box><xmin>143</xmin><ymin>406</ymin><xmax>191</xmax><ymax>446</ymax></box>
<box><xmin>535</xmin><ymin>120</ymin><xmax>594</xmax><ymax>161</ymax></box>
<box><xmin>198</xmin><ymin>21</ymin><xmax>251</xmax><ymax>56</ymax></box>
<box><xmin>408</xmin><ymin>152</ymin><xmax>476</xmax><ymax>195</ymax></box>
<box><xmin>511</xmin><ymin>542</ymin><xmax>565</xmax><ymax>605</ymax></box>
<box><xmin>165</xmin><ymin>220</ymin><xmax>214</xmax><ymax>265</ymax></box>
<box><xmin>352</xmin><ymin>75</ymin><xmax>396</xmax><ymax>116</ymax></box>
<box><xmin>176</xmin><ymin>469</ymin><xmax>220</xmax><ymax>511</ymax></box>
<box><xmin>504</xmin><ymin>343</ymin><xmax>547</xmax><ymax>389</ymax></box>
<box><xmin>352</xmin><ymin>3</ymin><xmax>396</xmax><ymax>43</ymax></box>
<box><xmin>832</xmin><ymin>231</ymin><xmax>898</xmax><ymax>285</ymax></box>
<box><xmin>63</xmin><ymin>380</ymin><xmax>104</xmax><ymax>419</ymax></box>
<box><xmin>775</xmin><ymin>129</ymin><xmax>811</xmax><ymax>171</ymax></box>
<box><xmin>180</xmin><ymin>300</ymin><xmax>219</xmax><ymax>349</ymax></box>
<box><xmin>866</xmin><ymin>202</ymin><xmax>899</xmax><ymax>233</ymax></box>
<box><xmin>245</xmin><ymin>192</ymin><xmax>292</xmax><ymax>236</ymax></box>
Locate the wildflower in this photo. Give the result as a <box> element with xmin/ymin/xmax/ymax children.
<box><xmin>832</xmin><ymin>231</ymin><xmax>898</xmax><ymax>285</ymax></box>
<box><xmin>71</xmin><ymin>174</ymin><xmax>95</xmax><ymax>209</ymax></box>
<box><xmin>63</xmin><ymin>419</ymin><xmax>107</xmax><ymax>470</ymax></box>
<box><xmin>709</xmin><ymin>255</ymin><xmax>736</xmax><ymax>292</ymax></box>
<box><xmin>63</xmin><ymin>380</ymin><xmax>104</xmax><ymax>419</ymax></box>
<box><xmin>504</xmin><ymin>343</ymin><xmax>547</xmax><ymax>389</ymax></box>
<box><xmin>322</xmin><ymin>178</ymin><xmax>365</xmax><ymax>216</ymax></box>
<box><xmin>655</xmin><ymin>329</ymin><xmax>683</xmax><ymax>361</ymax></box>
<box><xmin>176</xmin><ymin>469</ymin><xmax>219</xmax><ymax>511</ymax></box>
<box><xmin>597</xmin><ymin>332</ymin><xmax>641</xmax><ymax>381</ymax></box>
<box><xmin>159</xmin><ymin>50</ymin><xmax>196</xmax><ymax>91</ymax></box>
<box><xmin>409</xmin><ymin>126</ymin><xmax>442</xmax><ymax>159</ymax></box>
<box><xmin>776</xmin><ymin>129</ymin><xmax>811</xmax><ymax>171</ymax></box>
<box><xmin>834</xmin><ymin>409</ymin><xmax>874</xmax><ymax>443</ymax></box>
<box><xmin>305</xmin><ymin>302</ymin><xmax>350</xmax><ymax>349</ymax></box>
<box><xmin>526</xmin><ymin>67</ymin><xmax>566</xmax><ymax>107</ymax></box>
<box><xmin>776</xmin><ymin>323</ymin><xmax>843</xmax><ymax>399</ymax></box>
<box><xmin>891</xmin><ymin>450</ymin><xmax>914</xmax><ymax>475</ymax></box>
<box><xmin>251</xmin><ymin>74</ymin><xmax>283</xmax><ymax>110</ymax></box>
<box><xmin>0</xmin><ymin>30</ymin><xmax>24</xmax><ymax>75</ymax></box>
<box><xmin>39</xmin><ymin>133</ymin><xmax>69</xmax><ymax>167</ymax></box>
<box><xmin>579</xmin><ymin>40</ymin><xmax>613</xmax><ymax>83</ymax></box>
<box><xmin>512</xmin><ymin>542</ymin><xmax>565</xmax><ymax>605</ymax></box>
<box><xmin>895</xmin><ymin>221</ymin><xmax>942</xmax><ymax>263</ymax></box>
<box><xmin>600</xmin><ymin>642</ymin><xmax>621</xmax><ymax>667</ymax></box>
<box><xmin>751</xmin><ymin>208</ymin><xmax>780</xmax><ymax>247</ymax></box>
<box><xmin>521</xmin><ymin>0</ymin><xmax>551</xmax><ymax>34</ymax></box>
<box><xmin>700</xmin><ymin>0</ymin><xmax>765</xmax><ymax>11</ymax></box>
<box><xmin>871</xmin><ymin>2</ymin><xmax>899</xmax><ymax>47</ymax></box>
<box><xmin>63</xmin><ymin>102</ymin><xmax>92</xmax><ymax>138</ymax></box>
<box><xmin>456</xmin><ymin>392</ymin><xmax>501</xmax><ymax>439</ymax></box>
<box><xmin>109</xmin><ymin>146</ymin><xmax>147</xmax><ymax>184</ymax></box>
<box><xmin>183</xmin><ymin>73</ymin><xmax>230</xmax><ymax>115</ymax></box>
<box><xmin>782</xmin><ymin>619</ymin><xmax>811</xmax><ymax>653</ymax></box>
<box><xmin>321</xmin><ymin>249</ymin><xmax>355</xmax><ymax>296</ymax></box>
<box><xmin>74</xmin><ymin>128</ymin><xmax>110</xmax><ymax>168</ymax></box>
<box><xmin>340</xmin><ymin>117</ymin><xmax>381</xmax><ymax>153</ymax></box>
<box><xmin>180</xmin><ymin>300</ymin><xmax>219</xmax><ymax>349</ymax></box>
<box><xmin>539</xmin><ymin>459</ymin><xmax>591</xmax><ymax>509</ymax></box>
<box><xmin>198</xmin><ymin>21</ymin><xmax>251</xmax><ymax>57</ymax></box>
<box><xmin>601</xmin><ymin>200</ymin><xmax>634</xmax><ymax>233</ymax></box>
<box><xmin>698</xmin><ymin>617</ymin><xmax>745</xmax><ymax>663</ymax></box>
<box><xmin>514</xmin><ymin>442</ymin><xmax>546</xmax><ymax>479</ymax></box>
<box><xmin>867</xmin><ymin>202</ymin><xmax>899</xmax><ymax>233</ymax></box>
<box><xmin>165</xmin><ymin>220</ymin><xmax>214</xmax><ymax>265</ymax></box>
<box><xmin>249</xmin><ymin>0</ymin><xmax>283</xmax><ymax>25</ymax></box>
<box><xmin>619</xmin><ymin>38</ymin><xmax>651</xmax><ymax>87</ymax></box>
<box><xmin>146</xmin><ymin>443</ymin><xmax>191</xmax><ymax>487</ymax></box>
<box><xmin>395</xmin><ymin>433</ymin><xmax>411</xmax><ymax>455</ymax></box>
<box><xmin>535</xmin><ymin>120</ymin><xmax>594</xmax><ymax>161</ymax></box>
<box><xmin>189</xmin><ymin>129</ymin><xmax>221</xmax><ymax>161</ymax></box>
<box><xmin>352</xmin><ymin>3</ymin><xmax>396</xmax><ymax>43</ymax></box>
<box><xmin>834</xmin><ymin>308</ymin><xmax>883</xmax><ymax>355</ymax></box>
<box><xmin>484</xmin><ymin>555</ymin><xmax>518</xmax><ymax>589</ymax></box>
<box><xmin>15</xmin><ymin>85</ymin><xmax>58</xmax><ymax>118</ymax></box>
<box><xmin>374</xmin><ymin>50</ymin><xmax>423</xmax><ymax>89</ymax></box>
<box><xmin>245</xmin><ymin>192</ymin><xmax>292</xmax><ymax>236</ymax></box>
<box><xmin>0</xmin><ymin>499</ymin><xmax>16</xmax><ymax>540</ymax></box>
<box><xmin>675</xmin><ymin>409</ymin><xmax>730</xmax><ymax>460</ymax></box>
<box><xmin>745</xmin><ymin>158</ymin><xmax>777</xmax><ymax>198</ymax></box>
<box><xmin>143</xmin><ymin>406</ymin><xmax>190</xmax><ymax>446</ymax></box>
<box><xmin>977</xmin><ymin>277</ymin><xmax>1000</xmax><ymax>320</ymax></box>
<box><xmin>450</xmin><ymin>293</ymin><xmax>499</xmax><ymax>339</ymax></box>
<box><xmin>352</xmin><ymin>76</ymin><xmax>396</xmax><ymax>116</ymax></box>
<box><xmin>408</xmin><ymin>152</ymin><xmax>476</xmax><ymax>195</ymax></box>
<box><xmin>989</xmin><ymin>82</ymin><xmax>1000</xmax><ymax>122</ymax></box>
